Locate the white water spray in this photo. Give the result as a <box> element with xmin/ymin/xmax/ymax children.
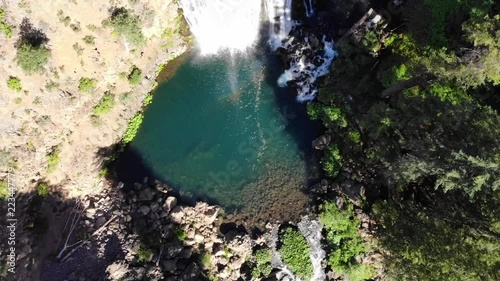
<box><xmin>266</xmin><ymin>217</ymin><xmax>326</xmax><ymax>281</ymax></box>
<box><xmin>298</xmin><ymin>216</ymin><xmax>326</xmax><ymax>281</ymax></box>
<box><xmin>303</xmin><ymin>0</ymin><xmax>315</xmax><ymax>17</ymax></box>
<box><xmin>265</xmin><ymin>0</ymin><xmax>294</xmax><ymax>50</ymax></box>
<box><xmin>180</xmin><ymin>0</ymin><xmax>337</xmax><ymax>102</ymax></box>
<box><xmin>278</xmin><ymin>36</ymin><xmax>338</xmax><ymax>102</ymax></box>
<box><xmin>179</xmin><ymin>0</ymin><xmax>262</xmax><ymax>54</ymax></box>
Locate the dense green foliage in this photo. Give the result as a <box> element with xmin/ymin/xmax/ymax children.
<box><xmin>322</xmin><ymin>146</ymin><xmax>343</xmax><ymax>178</ymax></box>
<box><xmin>37</xmin><ymin>183</ymin><xmax>49</xmax><ymax>196</ymax></box>
<box><xmin>92</xmin><ymin>92</ymin><xmax>115</xmax><ymax>116</ymax></box>
<box><xmin>312</xmin><ymin>1</ymin><xmax>500</xmax><ymax>280</ymax></box>
<box><xmin>278</xmin><ymin>227</ymin><xmax>313</xmax><ymax>280</ymax></box>
<box><xmin>107</xmin><ymin>8</ymin><xmax>145</xmax><ymax>47</ymax></box>
<box><xmin>16</xmin><ymin>43</ymin><xmax>50</xmax><ymax>74</ymax></box>
<box><xmin>122</xmin><ymin>113</ymin><xmax>144</xmax><ymax>144</ymax></box>
<box><xmin>78</xmin><ymin>77</ymin><xmax>96</xmax><ymax>93</ymax></box>
<box><xmin>7</xmin><ymin>77</ymin><xmax>22</xmax><ymax>92</ymax></box>
<box><xmin>82</xmin><ymin>35</ymin><xmax>95</xmax><ymax>45</ymax></box>
<box><xmin>251</xmin><ymin>248</ymin><xmax>273</xmax><ymax>278</ymax></box>
<box><xmin>320</xmin><ymin>202</ymin><xmax>374</xmax><ymax>281</ymax></box>
<box><xmin>373</xmin><ymin>200</ymin><xmax>500</xmax><ymax>281</ymax></box>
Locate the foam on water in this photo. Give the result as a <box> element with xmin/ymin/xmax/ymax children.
<box><xmin>279</xmin><ymin>36</ymin><xmax>338</xmax><ymax>102</ymax></box>
<box><xmin>179</xmin><ymin>0</ymin><xmax>336</xmax><ymax>101</ymax></box>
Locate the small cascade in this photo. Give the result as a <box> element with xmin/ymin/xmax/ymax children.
<box><xmin>298</xmin><ymin>216</ymin><xmax>326</xmax><ymax>281</ymax></box>
<box><xmin>179</xmin><ymin>0</ymin><xmax>262</xmax><ymax>54</ymax></box>
<box><xmin>265</xmin><ymin>0</ymin><xmax>294</xmax><ymax>50</ymax></box>
<box><xmin>264</xmin><ymin>217</ymin><xmax>326</xmax><ymax>281</ymax></box>
<box><xmin>303</xmin><ymin>0</ymin><xmax>315</xmax><ymax>17</ymax></box>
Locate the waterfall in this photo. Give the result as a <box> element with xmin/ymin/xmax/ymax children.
<box><xmin>179</xmin><ymin>0</ymin><xmax>336</xmax><ymax>102</ymax></box>
<box><xmin>265</xmin><ymin>0</ymin><xmax>294</xmax><ymax>50</ymax></box>
<box><xmin>178</xmin><ymin>0</ymin><xmax>262</xmax><ymax>54</ymax></box>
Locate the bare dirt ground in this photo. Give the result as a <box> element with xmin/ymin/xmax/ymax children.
<box><xmin>0</xmin><ymin>0</ymin><xmax>186</xmax><ymax>198</ymax></box>
<box><xmin>0</xmin><ymin>2</ymin><xmax>187</xmax><ymax>279</ymax></box>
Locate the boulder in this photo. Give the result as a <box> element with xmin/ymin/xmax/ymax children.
<box><xmin>138</xmin><ymin>188</ymin><xmax>156</xmax><ymax>201</ymax></box>
<box><xmin>140</xmin><ymin>205</ymin><xmax>151</xmax><ymax>216</ymax></box>
<box><xmin>179</xmin><ymin>263</ymin><xmax>201</xmax><ymax>281</ymax></box>
<box><xmin>169</xmin><ymin>206</ymin><xmax>184</xmax><ymax>223</ymax></box>
<box><xmin>163</xmin><ymin>196</ymin><xmax>177</xmax><ymax>212</ymax></box>
<box><xmin>162</xmin><ymin>260</ymin><xmax>177</xmax><ymax>273</ymax></box>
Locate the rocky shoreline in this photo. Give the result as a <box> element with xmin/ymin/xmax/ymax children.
<box><xmin>32</xmin><ymin>180</ymin><xmax>253</xmax><ymax>281</ymax></box>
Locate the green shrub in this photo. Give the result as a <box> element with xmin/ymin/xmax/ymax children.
<box><xmin>72</xmin><ymin>42</ymin><xmax>84</xmax><ymax>56</ymax></box>
<box><xmin>172</xmin><ymin>226</ymin><xmax>187</xmax><ymax>242</ymax></box>
<box><xmin>92</xmin><ymin>92</ymin><xmax>115</xmax><ymax>116</ymax></box>
<box><xmin>323</xmin><ymin>146</ymin><xmax>342</xmax><ymax>178</ymax></box>
<box><xmin>143</xmin><ymin>92</ymin><xmax>153</xmax><ymax>105</ymax></box>
<box><xmin>0</xmin><ymin>181</ymin><xmax>8</xmax><ymax>200</ymax></box>
<box><xmin>82</xmin><ymin>35</ymin><xmax>95</xmax><ymax>45</ymax></box>
<box><xmin>278</xmin><ymin>227</ymin><xmax>313</xmax><ymax>280</ymax></box>
<box><xmin>37</xmin><ymin>183</ymin><xmax>49</xmax><ymax>196</ymax></box>
<box><xmin>120</xmin><ymin>91</ymin><xmax>133</xmax><ymax>103</ymax></box>
<box><xmin>348</xmin><ymin>130</ymin><xmax>361</xmax><ymax>144</ymax></box>
<box><xmin>86</xmin><ymin>24</ymin><xmax>97</xmax><ymax>31</ymax></box>
<box><xmin>324</xmin><ymin>107</ymin><xmax>348</xmax><ymax>127</ymax></box>
<box><xmin>14</xmin><ymin>97</ymin><xmax>22</xmax><ymax>104</ymax></box>
<box><xmin>320</xmin><ymin>201</ymin><xmax>374</xmax><ymax>281</ymax></box>
<box><xmin>128</xmin><ymin>65</ymin><xmax>142</xmax><ymax>85</ymax></box>
<box><xmin>16</xmin><ymin>43</ymin><xmax>50</xmax><ymax>74</ymax></box>
<box><xmin>0</xmin><ymin>9</ymin><xmax>13</xmax><ymax>38</ymax></box>
<box><xmin>47</xmin><ymin>148</ymin><xmax>61</xmax><ymax>173</ymax></box>
<box><xmin>199</xmin><ymin>251</ymin><xmax>212</xmax><ymax>269</ymax></box>
<box><xmin>98</xmin><ymin>167</ymin><xmax>108</xmax><ymax>178</ymax></box>
<box><xmin>155</xmin><ymin>63</ymin><xmax>165</xmax><ymax>77</ymax></box>
<box><xmin>78</xmin><ymin>77</ymin><xmax>96</xmax><ymax>93</ymax></box>
<box><xmin>57</xmin><ymin>10</ymin><xmax>71</xmax><ymax>26</ymax></box>
<box><xmin>251</xmin><ymin>248</ymin><xmax>273</xmax><ymax>278</ymax></box>
<box><xmin>108</xmin><ymin>9</ymin><xmax>145</xmax><ymax>47</ymax></box>
<box><xmin>122</xmin><ymin>113</ymin><xmax>144</xmax><ymax>144</ymax></box>
<box><xmin>423</xmin><ymin>0</ymin><xmax>464</xmax><ymax>48</ymax></box>
<box><xmin>137</xmin><ymin>243</ymin><xmax>153</xmax><ymax>262</ymax></box>
<box><xmin>382</xmin><ymin>64</ymin><xmax>411</xmax><ymax>87</ymax></box>
<box><xmin>361</xmin><ymin>29</ymin><xmax>381</xmax><ymax>53</ymax></box>
<box><xmin>7</xmin><ymin>77</ymin><xmax>22</xmax><ymax>92</ymax></box>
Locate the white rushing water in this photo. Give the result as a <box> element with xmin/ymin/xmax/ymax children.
<box><xmin>265</xmin><ymin>0</ymin><xmax>294</xmax><ymax>50</ymax></box>
<box><xmin>180</xmin><ymin>0</ymin><xmax>336</xmax><ymax>102</ymax></box>
<box><xmin>178</xmin><ymin>0</ymin><xmax>262</xmax><ymax>54</ymax></box>
<box><xmin>278</xmin><ymin>36</ymin><xmax>338</xmax><ymax>102</ymax></box>
<box><xmin>303</xmin><ymin>0</ymin><xmax>315</xmax><ymax>17</ymax></box>
<box><xmin>268</xmin><ymin>216</ymin><xmax>326</xmax><ymax>281</ymax></box>
<box><xmin>298</xmin><ymin>216</ymin><xmax>326</xmax><ymax>281</ymax></box>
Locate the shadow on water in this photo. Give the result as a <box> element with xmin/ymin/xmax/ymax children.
<box><xmin>107</xmin><ymin>144</ymin><xmax>225</xmax><ymax>209</ymax></box>
<box><xmin>252</xmin><ymin>17</ymin><xmax>325</xmax><ymax>186</ymax></box>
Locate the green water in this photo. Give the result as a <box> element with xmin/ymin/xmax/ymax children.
<box><xmin>129</xmin><ymin>51</ymin><xmax>316</xmax><ymax>220</ymax></box>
